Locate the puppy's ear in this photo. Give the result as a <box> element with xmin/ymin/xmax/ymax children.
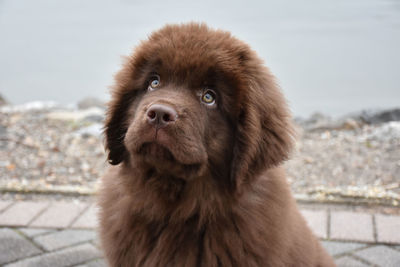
<box><xmin>104</xmin><ymin>58</ymin><xmax>137</xmax><ymax>165</ymax></box>
<box><xmin>231</xmin><ymin>63</ymin><xmax>294</xmax><ymax>193</ymax></box>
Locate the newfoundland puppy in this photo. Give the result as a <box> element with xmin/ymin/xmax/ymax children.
<box><xmin>99</xmin><ymin>23</ymin><xmax>335</xmax><ymax>267</ymax></box>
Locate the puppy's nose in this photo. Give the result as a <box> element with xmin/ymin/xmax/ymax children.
<box><xmin>146</xmin><ymin>104</ymin><xmax>177</xmax><ymax>128</ymax></box>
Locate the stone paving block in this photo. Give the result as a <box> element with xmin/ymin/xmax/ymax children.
<box><xmin>0</xmin><ymin>200</ymin><xmax>12</xmax><ymax>212</ymax></box>
<box><xmin>322</xmin><ymin>240</ymin><xmax>366</xmax><ymax>256</ymax></box>
<box><xmin>335</xmin><ymin>255</ymin><xmax>369</xmax><ymax>267</ymax></box>
<box><xmin>355</xmin><ymin>245</ymin><xmax>400</xmax><ymax>267</ymax></box>
<box><xmin>30</xmin><ymin>201</ymin><xmax>88</xmax><ymax>228</ymax></box>
<box><xmin>330</xmin><ymin>211</ymin><xmax>374</xmax><ymax>242</ymax></box>
<box><xmin>0</xmin><ymin>201</ymin><xmax>49</xmax><ymax>226</ymax></box>
<box><xmin>72</xmin><ymin>204</ymin><xmax>99</xmax><ymax>229</ymax></box>
<box><xmin>18</xmin><ymin>228</ymin><xmax>55</xmax><ymax>238</ymax></box>
<box><xmin>76</xmin><ymin>258</ymin><xmax>107</xmax><ymax>267</ymax></box>
<box><xmin>34</xmin><ymin>229</ymin><xmax>97</xmax><ymax>251</ymax></box>
<box><xmin>92</xmin><ymin>235</ymin><xmax>101</xmax><ymax>248</ymax></box>
<box><xmin>4</xmin><ymin>243</ymin><xmax>101</xmax><ymax>267</ymax></box>
<box><xmin>0</xmin><ymin>228</ymin><xmax>42</xmax><ymax>265</ymax></box>
<box><xmin>375</xmin><ymin>214</ymin><xmax>400</xmax><ymax>244</ymax></box>
<box><xmin>300</xmin><ymin>209</ymin><xmax>327</xmax><ymax>238</ymax></box>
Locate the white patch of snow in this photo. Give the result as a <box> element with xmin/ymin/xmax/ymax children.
<box><xmin>367</xmin><ymin>121</ymin><xmax>400</xmax><ymax>141</ymax></box>
<box><xmin>74</xmin><ymin>123</ymin><xmax>104</xmax><ymax>137</ymax></box>
<box><xmin>46</xmin><ymin>107</ymin><xmax>104</xmax><ymax>121</ymax></box>
<box><xmin>0</xmin><ymin>101</ymin><xmax>60</xmax><ymax>113</ymax></box>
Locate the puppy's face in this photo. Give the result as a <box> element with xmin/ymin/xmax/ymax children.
<box><xmin>123</xmin><ymin>61</ymin><xmax>236</xmax><ymax>180</ymax></box>
<box><xmin>105</xmin><ymin>24</ymin><xmax>293</xmax><ymax>192</ymax></box>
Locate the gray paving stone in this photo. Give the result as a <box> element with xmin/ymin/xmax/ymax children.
<box><xmin>355</xmin><ymin>245</ymin><xmax>400</xmax><ymax>267</ymax></box>
<box><xmin>76</xmin><ymin>258</ymin><xmax>107</xmax><ymax>267</ymax></box>
<box><xmin>92</xmin><ymin>235</ymin><xmax>101</xmax><ymax>248</ymax></box>
<box><xmin>30</xmin><ymin>201</ymin><xmax>88</xmax><ymax>228</ymax></box>
<box><xmin>330</xmin><ymin>211</ymin><xmax>374</xmax><ymax>242</ymax></box>
<box><xmin>335</xmin><ymin>255</ymin><xmax>369</xmax><ymax>267</ymax></box>
<box><xmin>4</xmin><ymin>243</ymin><xmax>101</xmax><ymax>267</ymax></box>
<box><xmin>375</xmin><ymin>214</ymin><xmax>400</xmax><ymax>244</ymax></box>
<box><xmin>0</xmin><ymin>228</ymin><xmax>42</xmax><ymax>265</ymax></box>
<box><xmin>34</xmin><ymin>229</ymin><xmax>97</xmax><ymax>251</ymax></box>
<box><xmin>322</xmin><ymin>240</ymin><xmax>366</xmax><ymax>256</ymax></box>
<box><xmin>0</xmin><ymin>202</ymin><xmax>49</xmax><ymax>226</ymax></box>
<box><xmin>301</xmin><ymin>209</ymin><xmax>327</xmax><ymax>238</ymax></box>
<box><xmin>72</xmin><ymin>204</ymin><xmax>99</xmax><ymax>229</ymax></box>
<box><xmin>0</xmin><ymin>200</ymin><xmax>13</xmax><ymax>212</ymax></box>
<box><xmin>18</xmin><ymin>228</ymin><xmax>56</xmax><ymax>237</ymax></box>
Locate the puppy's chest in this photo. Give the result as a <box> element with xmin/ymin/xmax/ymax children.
<box><xmin>125</xmin><ymin>218</ymin><xmax>265</xmax><ymax>267</ymax></box>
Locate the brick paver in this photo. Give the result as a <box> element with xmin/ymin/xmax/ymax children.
<box><xmin>72</xmin><ymin>204</ymin><xmax>99</xmax><ymax>229</ymax></box>
<box><xmin>30</xmin><ymin>201</ymin><xmax>88</xmax><ymax>228</ymax></box>
<box><xmin>0</xmin><ymin>228</ymin><xmax>42</xmax><ymax>265</ymax></box>
<box><xmin>18</xmin><ymin>228</ymin><xmax>55</xmax><ymax>238</ymax></box>
<box><xmin>335</xmin><ymin>255</ymin><xmax>369</xmax><ymax>266</ymax></box>
<box><xmin>76</xmin><ymin>258</ymin><xmax>107</xmax><ymax>267</ymax></box>
<box><xmin>301</xmin><ymin>209</ymin><xmax>327</xmax><ymax>238</ymax></box>
<box><xmin>330</xmin><ymin>211</ymin><xmax>374</xmax><ymax>242</ymax></box>
<box><xmin>322</xmin><ymin>240</ymin><xmax>366</xmax><ymax>256</ymax></box>
<box><xmin>375</xmin><ymin>214</ymin><xmax>400</xmax><ymax>244</ymax></box>
<box><xmin>4</xmin><ymin>243</ymin><xmax>100</xmax><ymax>267</ymax></box>
<box><xmin>355</xmin><ymin>245</ymin><xmax>400</xmax><ymax>267</ymax></box>
<box><xmin>1</xmin><ymin>200</ymin><xmax>400</xmax><ymax>265</ymax></box>
<box><xmin>34</xmin><ymin>229</ymin><xmax>97</xmax><ymax>251</ymax></box>
<box><xmin>0</xmin><ymin>200</ymin><xmax>12</xmax><ymax>212</ymax></box>
<box><xmin>0</xmin><ymin>202</ymin><xmax>49</xmax><ymax>226</ymax></box>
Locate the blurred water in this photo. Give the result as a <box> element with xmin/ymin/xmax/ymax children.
<box><xmin>0</xmin><ymin>0</ymin><xmax>399</xmax><ymax>117</ymax></box>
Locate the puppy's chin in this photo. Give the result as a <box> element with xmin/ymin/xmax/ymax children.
<box><xmin>136</xmin><ymin>142</ymin><xmax>206</xmax><ymax>179</ymax></box>
<box><xmin>139</xmin><ymin>142</ymin><xmax>175</xmax><ymax>162</ymax></box>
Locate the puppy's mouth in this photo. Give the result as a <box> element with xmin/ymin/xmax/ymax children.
<box><xmin>138</xmin><ymin>142</ymin><xmax>204</xmax><ymax>178</ymax></box>
<box><xmin>132</xmin><ymin>123</ymin><xmax>208</xmax><ymax>165</ymax></box>
<box><xmin>138</xmin><ymin>142</ymin><xmax>175</xmax><ymax>162</ymax></box>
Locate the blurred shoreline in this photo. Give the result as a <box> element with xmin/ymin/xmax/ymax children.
<box><xmin>0</xmin><ymin>97</ymin><xmax>399</xmax><ymax>206</ymax></box>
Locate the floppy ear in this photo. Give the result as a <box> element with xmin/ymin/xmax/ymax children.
<box><xmin>230</xmin><ymin>65</ymin><xmax>294</xmax><ymax>193</ymax></box>
<box><xmin>104</xmin><ymin>58</ymin><xmax>138</xmax><ymax>165</ymax></box>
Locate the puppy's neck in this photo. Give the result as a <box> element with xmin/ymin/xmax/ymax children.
<box><xmin>121</xmin><ymin>161</ymin><xmax>233</xmax><ymax>224</ymax></box>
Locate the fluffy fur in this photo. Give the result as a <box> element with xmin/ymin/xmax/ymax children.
<box><xmin>99</xmin><ymin>23</ymin><xmax>335</xmax><ymax>267</ymax></box>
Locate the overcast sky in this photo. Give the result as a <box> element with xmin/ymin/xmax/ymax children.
<box><xmin>1</xmin><ymin>0</ymin><xmax>399</xmax><ymax>117</ymax></box>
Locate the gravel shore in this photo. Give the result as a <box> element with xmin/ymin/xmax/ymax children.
<box><xmin>1</xmin><ymin>102</ymin><xmax>399</xmax><ymax>205</ymax></box>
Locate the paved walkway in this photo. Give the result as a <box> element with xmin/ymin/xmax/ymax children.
<box><xmin>0</xmin><ymin>200</ymin><xmax>399</xmax><ymax>266</ymax></box>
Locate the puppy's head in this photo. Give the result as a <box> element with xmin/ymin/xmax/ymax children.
<box><xmin>105</xmin><ymin>23</ymin><xmax>293</xmax><ymax>192</ymax></box>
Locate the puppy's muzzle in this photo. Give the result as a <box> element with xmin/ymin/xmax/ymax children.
<box><xmin>146</xmin><ymin>104</ymin><xmax>178</xmax><ymax>129</ymax></box>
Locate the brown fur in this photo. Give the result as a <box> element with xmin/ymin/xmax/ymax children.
<box><xmin>99</xmin><ymin>23</ymin><xmax>335</xmax><ymax>267</ymax></box>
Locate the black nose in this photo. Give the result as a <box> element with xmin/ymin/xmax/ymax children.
<box><xmin>146</xmin><ymin>104</ymin><xmax>177</xmax><ymax>128</ymax></box>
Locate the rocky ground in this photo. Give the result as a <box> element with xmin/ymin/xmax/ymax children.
<box><xmin>287</xmin><ymin>113</ymin><xmax>400</xmax><ymax>205</ymax></box>
<box><xmin>0</xmin><ymin>99</ymin><xmax>399</xmax><ymax>205</ymax></box>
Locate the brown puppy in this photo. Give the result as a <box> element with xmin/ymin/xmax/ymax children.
<box><xmin>99</xmin><ymin>23</ymin><xmax>335</xmax><ymax>267</ymax></box>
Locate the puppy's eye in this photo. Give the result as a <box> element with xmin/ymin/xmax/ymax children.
<box><xmin>148</xmin><ymin>76</ymin><xmax>161</xmax><ymax>91</ymax></box>
<box><xmin>201</xmin><ymin>89</ymin><xmax>216</xmax><ymax>105</ymax></box>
